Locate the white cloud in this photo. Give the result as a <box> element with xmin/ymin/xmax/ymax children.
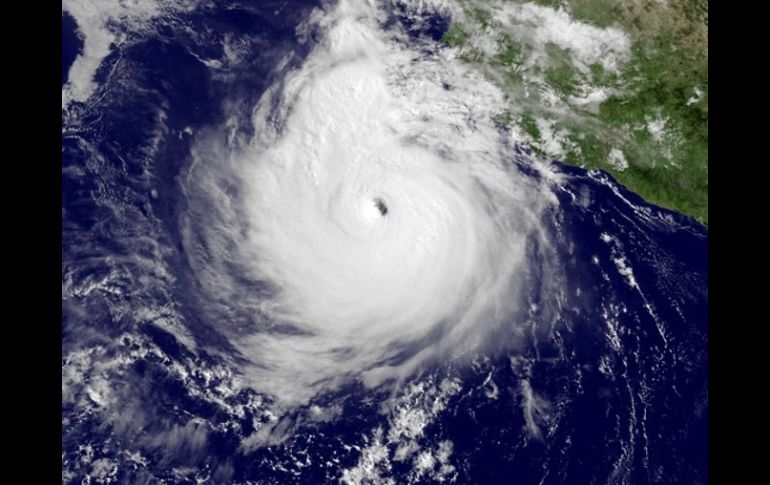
<box><xmin>490</xmin><ymin>1</ymin><xmax>631</xmax><ymax>73</ymax></box>
<box><xmin>608</xmin><ymin>148</ymin><xmax>629</xmax><ymax>171</ymax></box>
<box><xmin>182</xmin><ymin>0</ymin><xmax>562</xmax><ymax>405</ymax></box>
<box><xmin>647</xmin><ymin>117</ymin><xmax>667</xmax><ymax>142</ymax></box>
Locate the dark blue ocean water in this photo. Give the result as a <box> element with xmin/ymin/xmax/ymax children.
<box><xmin>62</xmin><ymin>3</ymin><xmax>707</xmax><ymax>483</ymax></box>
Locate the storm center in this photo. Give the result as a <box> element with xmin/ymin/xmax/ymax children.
<box><xmin>363</xmin><ymin>197</ymin><xmax>388</xmax><ymax>221</ymax></box>
<box><xmin>374</xmin><ymin>198</ymin><xmax>388</xmax><ymax>216</ymax></box>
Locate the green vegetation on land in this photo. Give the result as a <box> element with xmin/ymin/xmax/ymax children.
<box><xmin>440</xmin><ymin>0</ymin><xmax>708</xmax><ymax>224</ymax></box>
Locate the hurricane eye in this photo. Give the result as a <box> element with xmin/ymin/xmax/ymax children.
<box><xmin>374</xmin><ymin>198</ymin><xmax>388</xmax><ymax>216</ymax></box>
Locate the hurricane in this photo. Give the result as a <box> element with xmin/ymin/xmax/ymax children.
<box><xmin>62</xmin><ymin>0</ymin><xmax>708</xmax><ymax>482</ymax></box>
<box><xmin>181</xmin><ymin>0</ymin><xmax>559</xmax><ymax>404</ymax></box>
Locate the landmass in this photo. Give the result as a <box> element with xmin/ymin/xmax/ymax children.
<box><xmin>441</xmin><ymin>0</ymin><xmax>708</xmax><ymax>224</ymax></box>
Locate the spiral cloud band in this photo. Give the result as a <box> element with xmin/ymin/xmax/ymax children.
<box><xmin>182</xmin><ymin>0</ymin><xmax>560</xmax><ymax>404</ymax></box>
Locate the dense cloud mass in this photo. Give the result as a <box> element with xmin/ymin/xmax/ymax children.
<box><xmin>181</xmin><ymin>0</ymin><xmax>561</xmax><ymax>404</ymax></box>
